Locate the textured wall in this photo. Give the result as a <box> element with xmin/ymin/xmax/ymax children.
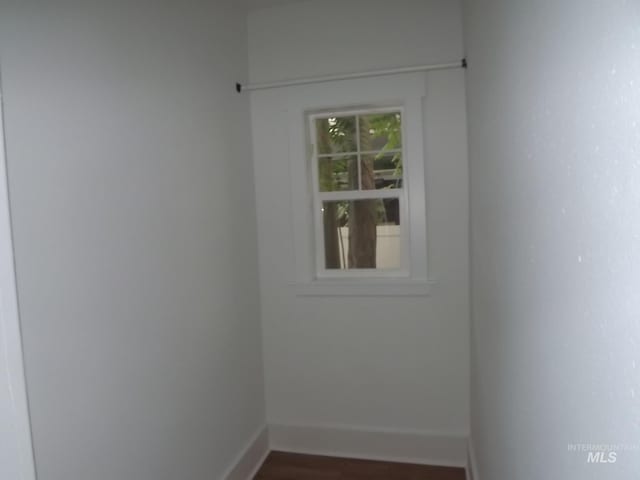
<box><xmin>464</xmin><ymin>0</ymin><xmax>640</xmax><ymax>478</ymax></box>
<box><xmin>0</xmin><ymin>2</ymin><xmax>264</xmax><ymax>479</ymax></box>
<box><xmin>249</xmin><ymin>0</ymin><xmax>464</xmax><ymax>84</ymax></box>
<box><xmin>249</xmin><ymin>0</ymin><xmax>470</xmax><ymax>440</ymax></box>
<box><xmin>0</xmin><ymin>96</ymin><xmax>35</xmax><ymax>480</ymax></box>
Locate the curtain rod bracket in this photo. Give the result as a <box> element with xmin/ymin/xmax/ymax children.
<box><xmin>462</xmin><ymin>58</ymin><xmax>468</xmax><ymax>69</ymax></box>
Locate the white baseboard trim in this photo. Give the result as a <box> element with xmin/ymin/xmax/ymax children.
<box><xmin>222</xmin><ymin>425</ymin><xmax>269</xmax><ymax>480</ymax></box>
<box><xmin>268</xmin><ymin>423</ymin><xmax>467</xmax><ymax>468</ymax></box>
<box><xmin>467</xmin><ymin>437</ymin><xmax>480</xmax><ymax>480</ymax></box>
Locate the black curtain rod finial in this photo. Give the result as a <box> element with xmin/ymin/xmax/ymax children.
<box><xmin>236</xmin><ymin>82</ymin><xmax>242</xmax><ymax>93</ymax></box>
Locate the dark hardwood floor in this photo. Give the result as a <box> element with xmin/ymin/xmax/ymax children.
<box><xmin>253</xmin><ymin>451</ymin><xmax>466</xmax><ymax>480</ymax></box>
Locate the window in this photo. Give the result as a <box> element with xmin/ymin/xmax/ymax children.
<box><xmin>285</xmin><ymin>73</ymin><xmax>429</xmax><ymax>295</ymax></box>
<box><xmin>310</xmin><ymin>108</ymin><xmax>407</xmax><ymax>277</ymax></box>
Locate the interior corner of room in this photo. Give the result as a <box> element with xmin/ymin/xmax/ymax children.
<box><xmin>0</xmin><ymin>1</ymin><xmax>638</xmax><ymax>480</ymax></box>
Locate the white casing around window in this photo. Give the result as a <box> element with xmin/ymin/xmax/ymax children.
<box><xmin>285</xmin><ymin>73</ymin><xmax>430</xmax><ymax>296</ymax></box>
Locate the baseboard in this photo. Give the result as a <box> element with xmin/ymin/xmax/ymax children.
<box><xmin>466</xmin><ymin>437</ymin><xmax>479</xmax><ymax>480</ymax></box>
<box><xmin>268</xmin><ymin>423</ymin><xmax>467</xmax><ymax>468</ymax></box>
<box><xmin>222</xmin><ymin>425</ymin><xmax>269</xmax><ymax>480</ymax></box>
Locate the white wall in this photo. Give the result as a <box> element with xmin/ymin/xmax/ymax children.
<box><xmin>464</xmin><ymin>0</ymin><xmax>640</xmax><ymax>478</ymax></box>
<box><xmin>249</xmin><ymin>0</ymin><xmax>464</xmax><ymax>84</ymax></box>
<box><xmin>249</xmin><ymin>0</ymin><xmax>469</xmax><ymax>451</ymax></box>
<box><xmin>0</xmin><ymin>91</ymin><xmax>36</xmax><ymax>480</ymax></box>
<box><xmin>0</xmin><ymin>2</ymin><xmax>265</xmax><ymax>479</ymax></box>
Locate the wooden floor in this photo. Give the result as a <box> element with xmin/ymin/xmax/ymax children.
<box><xmin>253</xmin><ymin>451</ymin><xmax>466</xmax><ymax>480</ymax></box>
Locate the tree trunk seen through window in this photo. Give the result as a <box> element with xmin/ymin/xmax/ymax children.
<box><xmin>348</xmin><ymin>116</ymin><xmax>377</xmax><ymax>269</ymax></box>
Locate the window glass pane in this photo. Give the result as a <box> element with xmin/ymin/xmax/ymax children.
<box><xmin>359</xmin><ymin>112</ymin><xmax>402</xmax><ymax>151</ymax></box>
<box><xmin>318</xmin><ymin>156</ymin><xmax>358</xmax><ymax>192</ymax></box>
<box><xmin>315</xmin><ymin>116</ymin><xmax>357</xmax><ymax>154</ymax></box>
<box><xmin>361</xmin><ymin>153</ymin><xmax>402</xmax><ymax>190</ymax></box>
<box><xmin>322</xmin><ymin>198</ymin><xmax>401</xmax><ymax>270</ymax></box>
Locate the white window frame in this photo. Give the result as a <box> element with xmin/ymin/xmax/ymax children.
<box><xmin>309</xmin><ymin>106</ymin><xmax>410</xmax><ymax>279</ymax></box>
<box><xmin>286</xmin><ymin>73</ymin><xmax>430</xmax><ymax>296</ymax></box>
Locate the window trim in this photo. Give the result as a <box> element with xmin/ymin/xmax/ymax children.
<box><xmin>285</xmin><ymin>73</ymin><xmax>430</xmax><ymax>296</ymax></box>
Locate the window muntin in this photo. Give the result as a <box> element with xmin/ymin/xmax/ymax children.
<box><xmin>310</xmin><ymin>107</ymin><xmax>408</xmax><ymax>276</ymax></box>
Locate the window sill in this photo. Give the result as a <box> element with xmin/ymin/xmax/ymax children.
<box><xmin>293</xmin><ymin>278</ymin><xmax>434</xmax><ymax>297</ymax></box>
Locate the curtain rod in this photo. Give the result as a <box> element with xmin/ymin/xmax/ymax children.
<box><xmin>236</xmin><ymin>58</ymin><xmax>467</xmax><ymax>93</ymax></box>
